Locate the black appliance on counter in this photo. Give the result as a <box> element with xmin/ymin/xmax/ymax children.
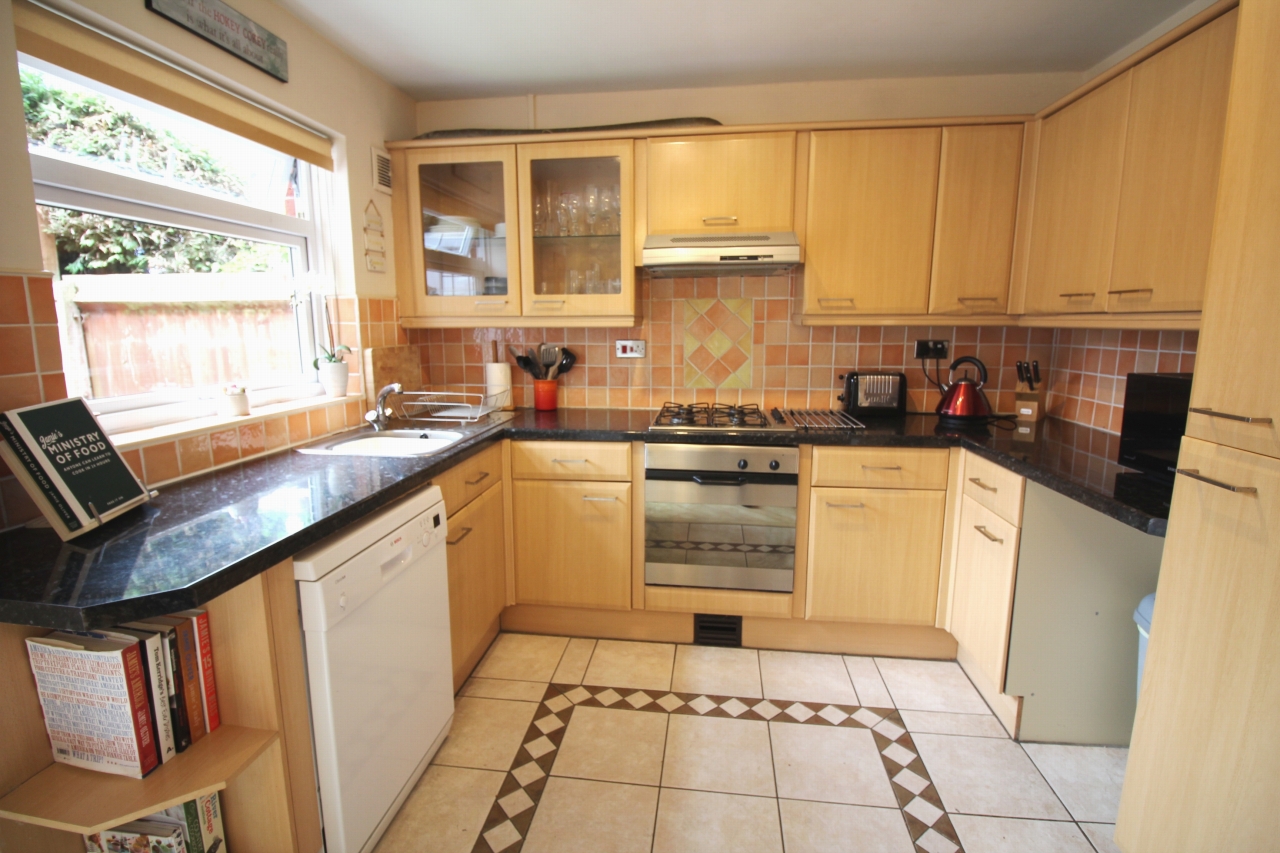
<box><xmin>838</xmin><ymin>371</ymin><xmax>907</xmax><ymax>417</ymax></box>
<box><xmin>1118</xmin><ymin>373</ymin><xmax>1194</xmax><ymax>482</ymax></box>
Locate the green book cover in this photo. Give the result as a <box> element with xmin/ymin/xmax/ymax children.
<box><xmin>0</xmin><ymin>398</ymin><xmax>148</xmax><ymax>538</ymax></box>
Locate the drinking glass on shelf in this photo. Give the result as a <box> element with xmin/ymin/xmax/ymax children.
<box><xmin>567</xmin><ymin>270</ymin><xmax>582</xmax><ymax>294</ymax></box>
<box><xmin>555</xmin><ymin>194</ymin><xmax>570</xmax><ymax>236</ymax></box>
<box><xmin>585</xmin><ymin>264</ymin><xmax>601</xmax><ymax>294</ymax></box>
<box><xmin>565</xmin><ymin>193</ymin><xmax>584</xmax><ymax>236</ymax></box>
<box><xmin>533</xmin><ymin>194</ymin><xmax>547</xmax><ymax>237</ymax></box>
<box><xmin>599</xmin><ymin>186</ymin><xmax>619</xmax><ymax>235</ymax></box>
<box><xmin>584</xmin><ymin>185</ymin><xmax>600</xmax><ymax>234</ymax></box>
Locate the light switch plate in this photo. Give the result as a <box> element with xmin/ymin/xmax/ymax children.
<box><xmin>615</xmin><ymin>340</ymin><xmax>646</xmax><ymax>358</ymax></box>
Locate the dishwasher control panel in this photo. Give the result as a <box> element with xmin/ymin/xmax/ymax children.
<box><xmin>297</xmin><ymin>496</ymin><xmax>447</xmax><ymax>633</ymax></box>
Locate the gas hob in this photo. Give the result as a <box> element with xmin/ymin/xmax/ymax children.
<box><xmin>649</xmin><ymin>402</ymin><xmax>794</xmax><ymax>433</ymax></box>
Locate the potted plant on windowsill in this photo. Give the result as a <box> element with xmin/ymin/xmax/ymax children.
<box><xmin>315</xmin><ymin>344</ymin><xmax>353</xmax><ymax>397</ymax></box>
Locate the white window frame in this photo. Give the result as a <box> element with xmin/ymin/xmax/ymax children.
<box><xmin>30</xmin><ymin>151</ymin><xmax>334</xmax><ymax>433</ymax></box>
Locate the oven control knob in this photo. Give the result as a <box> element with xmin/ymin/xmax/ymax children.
<box><xmin>769</xmin><ymin>460</ymin><xmax>781</xmax><ymax>471</ymax></box>
<box><xmin>737</xmin><ymin>459</ymin><xmax>748</xmax><ymax>470</ymax></box>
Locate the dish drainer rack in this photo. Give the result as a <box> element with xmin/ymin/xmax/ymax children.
<box><xmin>384</xmin><ymin>390</ymin><xmax>506</xmax><ymax>423</ymax></box>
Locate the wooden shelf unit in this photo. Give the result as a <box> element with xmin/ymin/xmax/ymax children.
<box><xmin>0</xmin><ymin>561</ymin><xmax>321</xmax><ymax>853</ymax></box>
<box><xmin>0</xmin><ymin>726</ymin><xmax>276</xmax><ymax>835</ymax></box>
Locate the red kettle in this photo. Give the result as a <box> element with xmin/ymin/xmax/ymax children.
<box><xmin>936</xmin><ymin>356</ymin><xmax>994</xmax><ymax>424</ymax></box>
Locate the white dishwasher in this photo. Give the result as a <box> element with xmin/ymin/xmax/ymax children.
<box><xmin>294</xmin><ymin>485</ymin><xmax>454</xmax><ymax>853</ymax></box>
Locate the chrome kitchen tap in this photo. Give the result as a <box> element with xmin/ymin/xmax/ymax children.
<box><xmin>365</xmin><ymin>383</ymin><xmax>402</xmax><ymax>431</ymax></box>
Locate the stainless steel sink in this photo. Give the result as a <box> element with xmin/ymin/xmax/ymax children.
<box><xmin>297</xmin><ymin>429</ymin><xmax>464</xmax><ymax>457</ymax></box>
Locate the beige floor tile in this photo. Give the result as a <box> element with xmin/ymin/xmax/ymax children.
<box><xmin>433</xmin><ymin>697</ymin><xmax>537</xmax><ymax>771</ymax></box>
<box><xmin>950</xmin><ymin>815</ymin><xmax>1095</xmax><ymax>853</ymax></box>
<box><xmin>662</xmin><ymin>714</ymin><xmax>776</xmax><ymax>796</ymax></box>
<box><xmin>521</xmin><ymin>777</ymin><xmax>659</xmax><ymax>853</ymax></box>
<box><xmin>759</xmin><ymin>650</ymin><xmax>859</xmax><ymax>705</ymax></box>
<box><xmin>460</xmin><ymin>677</ymin><xmax>547</xmax><ymax>702</ymax></box>
<box><xmin>770</xmin><ymin>721</ymin><xmax>897</xmax><ymax>807</ymax></box>
<box><xmin>672</xmin><ymin>645</ymin><xmax>762</xmax><ymax>698</ymax></box>
<box><xmin>779</xmin><ymin>800</ymin><xmax>916</xmax><ymax>853</ymax></box>
<box><xmin>913</xmin><ymin>734</ymin><xmax>1070</xmax><ymax>820</ymax></box>
<box><xmin>899</xmin><ymin>709</ymin><xmax>1009</xmax><ymax>739</ymax></box>
<box><xmin>583</xmin><ymin>639</ymin><xmax>675</xmax><ymax>691</ymax></box>
<box><xmin>873</xmin><ymin>658</ymin><xmax>990</xmax><ymax>714</ymax></box>
<box><xmin>652</xmin><ymin>788</ymin><xmax>783</xmax><ymax>853</ymax></box>
<box><xmin>552</xmin><ymin>638</ymin><xmax>597</xmax><ymax>684</ymax></box>
<box><xmin>1022</xmin><ymin>744</ymin><xmax>1128</xmax><ymax>824</ymax></box>
<box><xmin>474</xmin><ymin>633</ymin><xmax>569</xmax><ymax>682</ymax></box>
<box><xmin>1080</xmin><ymin>823</ymin><xmax>1122</xmax><ymax>853</ymax></box>
<box><xmin>551</xmin><ymin>705</ymin><xmax>668</xmax><ymax>785</ymax></box>
<box><xmin>372</xmin><ymin>765</ymin><xmax>504</xmax><ymax>853</ymax></box>
<box><xmin>843</xmin><ymin>656</ymin><xmax>895</xmax><ymax>707</ymax></box>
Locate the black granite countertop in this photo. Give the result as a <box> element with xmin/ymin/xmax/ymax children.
<box><xmin>0</xmin><ymin>409</ymin><xmax>1167</xmax><ymax>631</ymax></box>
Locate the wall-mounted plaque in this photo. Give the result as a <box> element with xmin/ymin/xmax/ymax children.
<box><xmin>147</xmin><ymin>0</ymin><xmax>289</xmax><ymax>82</ymax></box>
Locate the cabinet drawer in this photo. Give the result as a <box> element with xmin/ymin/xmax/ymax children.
<box><xmin>512</xmin><ymin>441</ymin><xmax>631</xmax><ymax>481</ymax></box>
<box><xmin>962</xmin><ymin>452</ymin><xmax>1025</xmax><ymax>526</ymax></box>
<box><xmin>811</xmin><ymin>447</ymin><xmax>949</xmax><ymax>490</ymax></box>
<box><xmin>435</xmin><ymin>442</ymin><xmax>503</xmax><ymax>513</ymax></box>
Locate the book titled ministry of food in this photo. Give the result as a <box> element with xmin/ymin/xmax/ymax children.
<box><xmin>0</xmin><ymin>398</ymin><xmax>151</xmax><ymax>541</ymax></box>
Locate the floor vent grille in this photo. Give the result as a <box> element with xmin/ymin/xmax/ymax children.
<box><xmin>693</xmin><ymin>613</ymin><xmax>743</xmax><ymax>647</ymax></box>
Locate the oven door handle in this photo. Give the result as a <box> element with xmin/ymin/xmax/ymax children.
<box><xmin>691</xmin><ymin>474</ymin><xmax>749</xmax><ymax>487</ymax></box>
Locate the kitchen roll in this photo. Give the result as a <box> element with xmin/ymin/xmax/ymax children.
<box><xmin>485</xmin><ymin>362</ymin><xmax>513</xmax><ymax>411</ymax></box>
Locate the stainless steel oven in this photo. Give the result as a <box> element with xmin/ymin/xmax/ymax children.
<box><xmin>644</xmin><ymin>444</ymin><xmax>799</xmax><ymax>592</ymax></box>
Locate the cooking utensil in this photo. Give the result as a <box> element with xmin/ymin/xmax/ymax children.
<box><xmin>557</xmin><ymin>348</ymin><xmax>577</xmax><ymax>376</ymax></box>
<box><xmin>541</xmin><ymin>345</ymin><xmax>561</xmax><ymax>380</ymax></box>
<box><xmin>526</xmin><ymin>347</ymin><xmax>545</xmax><ymax>379</ymax></box>
<box><xmin>1016</xmin><ymin>361</ymin><xmax>1027</xmax><ymax>386</ymax></box>
<box><xmin>1031</xmin><ymin>360</ymin><xmax>1041</xmax><ymax>389</ymax></box>
<box><xmin>935</xmin><ymin>355</ymin><xmax>994</xmax><ymax>425</ymax></box>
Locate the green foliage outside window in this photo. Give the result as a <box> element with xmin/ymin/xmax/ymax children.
<box><xmin>23</xmin><ymin>71</ymin><xmax>291</xmax><ymax>275</ymax></box>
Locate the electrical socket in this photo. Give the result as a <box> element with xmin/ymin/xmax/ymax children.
<box><xmin>615</xmin><ymin>340</ymin><xmax>646</xmax><ymax>358</ymax></box>
<box><xmin>914</xmin><ymin>339</ymin><xmax>949</xmax><ymax>360</ymax></box>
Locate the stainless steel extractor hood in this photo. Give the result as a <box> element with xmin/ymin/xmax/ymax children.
<box><xmin>641</xmin><ymin>232</ymin><xmax>801</xmax><ymax>277</ymax></box>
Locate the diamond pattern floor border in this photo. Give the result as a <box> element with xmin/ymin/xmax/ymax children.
<box><xmin>469</xmin><ymin>682</ymin><xmax>965</xmax><ymax>853</ymax></box>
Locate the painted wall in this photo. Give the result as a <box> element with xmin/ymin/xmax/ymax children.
<box><xmin>416</xmin><ymin>71</ymin><xmax>1082</xmax><ymax>135</ymax></box>
<box><xmin>2</xmin><ymin>0</ymin><xmax>417</xmax><ymax>298</ymax></box>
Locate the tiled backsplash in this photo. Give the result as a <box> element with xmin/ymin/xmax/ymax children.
<box><xmin>406</xmin><ymin>274</ymin><xmax>1058</xmax><ymax>415</ymax></box>
<box><xmin>1045</xmin><ymin>329</ymin><xmax>1197</xmax><ymax>434</ymax></box>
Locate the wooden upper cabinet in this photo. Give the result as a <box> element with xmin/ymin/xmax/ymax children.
<box><xmin>402</xmin><ymin>145</ymin><xmax>522</xmax><ymax>321</ymax></box>
<box><xmin>646</xmin><ymin>132</ymin><xmax>796</xmax><ymax>234</ymax></box>
<box><xmin>1108</xmin><ymin>10</ymin><xmax>1237</xmax><ymax>315</ymax></box>
<box><xmin>804</xmin><ymin>128</ymin><xmax>942</xmax><ymax>315</ymax></box>
<box><xmin>929</xmin><ymin>125</ymin><xmax>1023</xmax><ymax>316</ymax></box>
<box><xmin>1024</xmin><ymin>72</ymin><xmax>1133</xmax><ymax>315</ymax></box>
<box><xmin>1184</xmin><ymin>7</ymin><xmax>1279</xmax><ymax>461</ymax></box>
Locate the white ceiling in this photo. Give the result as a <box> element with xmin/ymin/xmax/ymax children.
<box><xmin>279</xmin><ymin>0</ymin><xmax>1201</xmax><ymax>102</ymax></box>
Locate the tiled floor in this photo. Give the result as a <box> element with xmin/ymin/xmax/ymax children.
<box><xmin>374</xmin><ymin>633</ymin><xmax>1129</xmax><ymax>853</ymax></box>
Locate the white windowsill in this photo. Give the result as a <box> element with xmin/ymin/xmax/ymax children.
<box><xmin>111</xmin><ymin>394</ymin><xmax>364</xmax><ymax>450</ymax></box>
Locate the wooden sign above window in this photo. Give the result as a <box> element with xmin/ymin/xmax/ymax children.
<box><xmin>146</xmin><ymin>0</ymin><xmax>289</xmax><ymax>82</ymax></box>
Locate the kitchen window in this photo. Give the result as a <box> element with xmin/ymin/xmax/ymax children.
<box><xmin>21</xmin><ymin>58</ymin><xmax>334</xmax><ymax>434</ymax></box>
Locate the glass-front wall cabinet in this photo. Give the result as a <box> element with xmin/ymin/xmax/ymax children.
<box><xmin>406</xmin><ymin>145</ymin><xmax>521</xmax><ymax>320</ymax></box>
<box><xmin>519</xmin><ymin>140</ymin><xmax>635</xmax><ymax>319</ymax></box>
<box><xmin>398</xmin><ymin>140</ymin><xmax>634</xmax><ymax>325</ymax></box>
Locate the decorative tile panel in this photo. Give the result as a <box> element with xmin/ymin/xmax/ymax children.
<box><xmin>683</xmin><ymin>298</ymin><xmax>753</xmax><ymax>389</ymax></box>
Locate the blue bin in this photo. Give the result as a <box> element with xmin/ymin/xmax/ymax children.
<box><xmin>1134</xmin><ymin>593</ymin><xmax>1157</xmax><ymax>698</ymax></box>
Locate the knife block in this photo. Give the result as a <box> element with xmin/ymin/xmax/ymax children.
<box><xmin>1014</xmin><ymin>382</ymin><xmax>1047</xmax><ymax>423</ymax></box>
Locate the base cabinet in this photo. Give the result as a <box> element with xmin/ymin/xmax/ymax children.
<box><xmin>807</xmin><ymin>487</ymin><xmax>945</xmax><ymax>625</ymax></box>
<box><xmin>949</xmin><ymin>495</ymin><xmax>1021</xmax><ymax>723</ymax></box>
<box><xmin>446</xmin><ymin>481</ymin><xmax>507</xmax><ymax>690</ymax></box>
<box><xmin>513</xmin><ymin>479</ymin><xmax>631</xmax><ymax>610</ymax></box>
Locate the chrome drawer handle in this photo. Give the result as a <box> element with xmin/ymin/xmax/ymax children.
<box><xmin>862</xmin><ymin>465</ymin><xmax>902</xmax><ymax>471</ymax></box>
<box><xmin>1107</xmin><ymin>288</ymin><xmax>1154</xmax><ymax>295</ymax></box>
<box><xmin>1189</xmin><ymin>407</ymin><xmax>1272</xmax><ymax>425</ymax></box>
<box><xmin>473</xmin><ymin>299</ymin><xmax>508</xmax><ymax>306</ymax></box>
<box><xmin>818</xmin><ymin>297</ymin><xmax>855</xmax><ymax>305</ymax></box>
<box><xmin>957</xmin><ymin>296</ymin><xmax>999</xmax><ymax>303</ymax></box>
<box><xmin>974</xmin><ymin>525</ymin><xmax>1004</xmax><ymax>543</ymax></box>
<box><xmin>1058</xmin><ymin>292</ymin><xmax>1095</xmax><ymax>299</ymax></box>
<box><xmin>552</xmin><ymin>458</ymin><xmax>588</xmax><ymax>464</ymax></box>
<box><xmin>826</xmin><ymin>502</ymin><xmax>866</xmax><ymax>509</ymax></box>
<box><xmin>1176</xmin><ymin>468</ymin><xmax>1257</xmax><ymax>495</ymax></box>
<box><xmin>465</xmin><ymin>471</ymin><xmax>490</xmax><ymax>486</ymax></box>
<box><xmin>582</xmin><ymin>495</ymin><xmax>618</xmax><ymax>502</ymax></box>
<box><xmin>532</xmin><ymin>299</ymin><xmax>566</xmax><ymax>306</ymax></box>
<box><xmin>447</xmin><ymin>527</ymin><xmax>473</xmax><ymax>546</ymax></box>
<box><xmin>702</xmin><ymin>216</ymin><xmax>738</xmax><ymax>225</ymax></box>
<box><xmin>968</xmin><ymin>477</ymin><xmax>998</xmax><ymax>493</ymax></box>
